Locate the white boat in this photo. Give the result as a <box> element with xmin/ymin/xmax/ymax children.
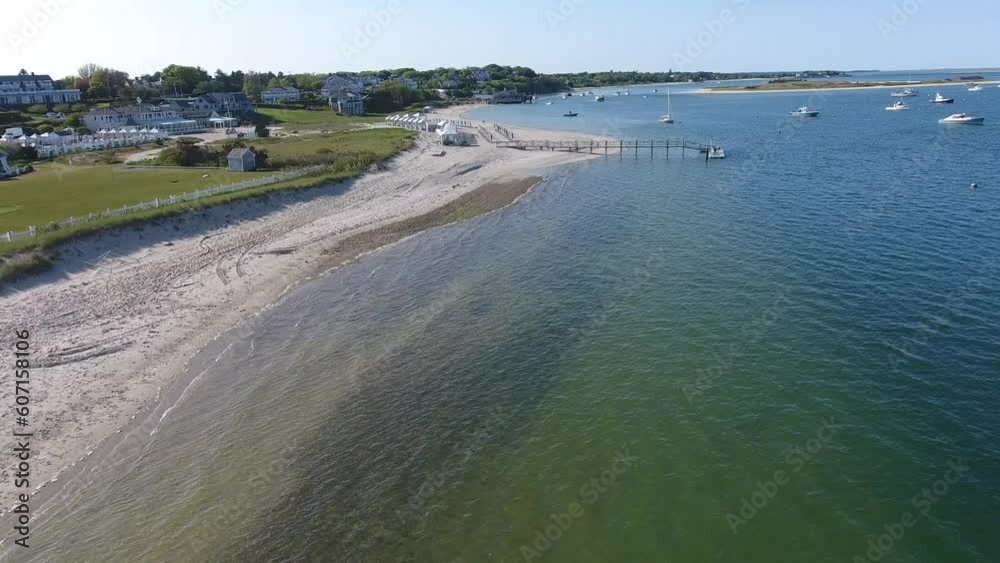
<box><xmin>659</xmin><ymin>88</ymin><xmax>674</xmax><ymax>123</ymax></box>
<box><xmin>885</xmin><ymin>101</ymin><xmax>910</xmax><ymax>111</ymax></box>
<box><xmin>545</xmin><ymin>101</ymin><xmax>553</xmax><ymax>105</ymax></box>
<box><xmin>891</xmin><ymin>88</ymin><xmax>918</xmax><ymax>97</ymax></box>
<box><xmin>563</xmin><ymin>111</ymin><xmax>578</xmax><ymax>117</ymax></box>
<box><xmin>968</xmin><ymin>83</ymin><xmax>984</xmax><ymax>92</ymax></box>
<box><xmin>652</xmin><ymin>89</ymin><xmax>658</xmax><ymax>93</ymax></box>
<box><xmin>595</xmin><ymin>95</ymin><xmax>606</xmax><ymax>102</ymax></box>
<box><xmin>790</xmin><ymin>106</ymin><xmax>820</xmax><ymax>117</ymax></box>
<box><xmin>707</xmin><ymin>145</ymin><xmax>726</xmax><ymax>159</ymax></box>
<box><xmin>932</xmin><ymin>93</ymin><xmax>955</xmax><ymax>104</ymax></box>
<box><xmin>939</xmin><ymin>113</ymin><xmax>985</xmax><ymax>124</ymax></box>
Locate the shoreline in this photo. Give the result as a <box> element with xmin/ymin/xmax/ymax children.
<box><xmin>0</xmin><ymin>105</ymin><xmax>608</xmax><ymax>517</ymax></box>
<box><xmin>695</xmin><ymin>79</ymin><xmax>1000</xmax><ymax>94</ymax></box>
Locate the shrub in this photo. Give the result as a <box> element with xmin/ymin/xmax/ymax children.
<box><xmin>6</xmin><ymin>145</ymin><xmax>38</xmax><ymax>162</ymax></box>
<box><xmin>52</xmin><ymin>103</ymin><xmax>70</xmax><ymax>113</ymax></box>
<box><xmin>26</xmin><ymin>104</ymin><xmax>49</xmax><ymax>114</ymax></box>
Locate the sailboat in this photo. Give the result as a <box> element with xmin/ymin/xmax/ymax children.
<box><xmin>659</xmin><ymin>88</ymin><xmax>674</xmax><ymax>124</ymax></box>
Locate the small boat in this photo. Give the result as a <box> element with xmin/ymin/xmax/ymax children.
<box><xmin>932</xmin><ymin>93</ymin><xmax>955</xmax><ymax>104</ymax></box>
<box><xmin>886</xmin><ymin>101</ymin><xmax>910</xmax><ymax>111</ymax></box>
<box><xmin>659</xmin><ymin>87</ymin><xmax>674</xmax><ymax>123</ymax></box>
<box><xmin>595</xmin><ymin>95</ymin><xmax>606</xmax><ymax>102</ymax></box>
<box><xmin>707</xmin><ymin>145</ymin><xmax>726</xmax><ymax>159</ymax></box>
<box><xmin>891</xmin><ymin>88</ymin><xmax>918</xmax><ymax>97</ymax></box>
<box><xmin>652</xmin><ymin>89</ymin><xmax>659</xmax><ymax>93</ymax></box>
<box><xmin>624</xmin><ymin>91</ymin><xmax>631</xmax><ymax>96</ymax></box>
<box><xmin>563</xmin><ymin>111</ymin><xmax>578</xmax><ymax>117</ymax></box>
<box><xmin>613</xmin><ymin>92</ymin><xmax>621</xmax><ymax>96</ymax></box>
<box><xmin>968</xmin><ymin>83</ymin><xmax>984</xmax><ymax>92</ymax></box>
<box><xmin>790</xmin><ymin>106</ymin><xmax>820</xmax><ymax>117</ymax></box>
<box><xmin>545</xmin><ymin>101</ymin><xmax>553</xmax><ymax>105</ymax></box>
<box><xmin>939</xmin><ymin>113</ymin><xmax>985</xmax><ymax>125</ymax></box>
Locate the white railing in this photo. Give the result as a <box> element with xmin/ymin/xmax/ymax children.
<box><xmin>2</xmin><ymin>165</ymin><xmax>327</xmax><ymax>243</ymax></box>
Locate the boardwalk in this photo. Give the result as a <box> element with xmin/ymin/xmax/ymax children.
<box><xmin>494</xmin><ymin>138</ymin><xmax>724</xmax><ymax>159</ymax></box>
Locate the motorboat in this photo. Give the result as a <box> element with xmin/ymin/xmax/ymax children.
<box><xmin>707</xmin><ymin>145</ymin><xmax>726</xmax><ymax>159</ymax></box>
<box><xmin>968</xmin><ymin>83</ymin><xmax>984</xmax><ymax>92</ymax></box>
<box><xmin>932</xmin><ymin>93</ymin><xmax>955</xmax><ymax>104</ymax></box>
<box><xmin>938</xmin><ymin>113</ymin><xmax>985</xmax><ymax>124</ymax></box>
<box><xmin>563</xmin><ymin>111</ymin><xmax>579</xmax><ymax>117</ymax></box>
<box><xmin>886</xmin><ymin>101</ymin><xmax>910</xmax><ymax>111</ymax></box>
<box><xmin>595</xmin><ymin>95</ymin><xmax>606</xmax><ymax>102</ymax></box>
<box><xmin>545</xmin><ymin>101</ymin><xmax>553</xmax><ymax>105</ymax></box>
<box><xmin>891</xmin><ymin>88</ymin><xmax>918</xmax><ymax>97</ymax></box>
<box><xmin>790</xmin><ymin>106</ymin><xmax>820</xmax><ymax>117</ymax></box>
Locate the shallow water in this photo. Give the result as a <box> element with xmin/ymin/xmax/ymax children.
<box><xmin>12</xmin><ymin>80</ymin><xmax>1000</xmax><ymax>563</ymax></box>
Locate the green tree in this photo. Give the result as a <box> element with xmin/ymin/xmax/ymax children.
<box><xmin>161</xmin><ymin>64</ymin><xmax>211</xmax><ymax>95</ymax></box>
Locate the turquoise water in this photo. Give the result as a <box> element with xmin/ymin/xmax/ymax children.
<box><xmin>11</xmin><ymin>84</ymin><xmax>1000</xmax><ymax>563</ymax></box>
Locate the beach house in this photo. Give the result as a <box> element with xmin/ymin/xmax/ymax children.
<box><xmin>83</xmin><ymin>104</ymin><xmax>202</xmax><ymax>135</ymax></box>
<box><xmin>320</xmin><ymin>75</ymin><xmax>364</xmax><ymax>98</ymax></box>
<box><xmin>0</xmin><ymin>73</ymin><xmax>82</xmax><ymax>106</ymax></box>
<box><xmin>227</xmin><ymin>148</ymin><xmax>257</xmax><ymax>172</ymax></box>
<box><xmin>333</xmin><ymin>92</ymin><xmax>365</xmax><ymax>115</ymax></box>
<box><xmin>261</xmin><ymin>87</ymin><xmax>301</xmax><ymax>104</ymax></box>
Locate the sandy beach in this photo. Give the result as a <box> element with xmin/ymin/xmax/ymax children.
<box><xmin>0</xmin><ymin>105</ymin><xmax>613</xmax><ymax>511</ymax></box>
<box><xmin>695</xmin><ymin>79</ymin><xmax>1000</xmax><ymax>94</ymax></box>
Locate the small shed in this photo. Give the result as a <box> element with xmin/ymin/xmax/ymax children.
<box><xmin>227</xmin><ymin>148</ymin><xmax>257</xmax><ymax>172</ymax></box>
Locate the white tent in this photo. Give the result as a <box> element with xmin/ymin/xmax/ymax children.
<box><xmin>437</xmin><ymin>121</ymin><xmax>463</xmax><ymax>145</ymax></box>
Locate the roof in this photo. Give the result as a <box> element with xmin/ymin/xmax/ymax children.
<box><xmin>228</xmin><ymin>148</ymin><xmax>254</xmax><ymax>158</ymax></box>
<box><xmin>0</xmin><ymin>74</ymin><xmax>53</xmax><ymax>82</ymax></box>
<box><xmin>262</xmin><ymin>86</ymin><xmax>299</xmax><ymax>93</ymax></box>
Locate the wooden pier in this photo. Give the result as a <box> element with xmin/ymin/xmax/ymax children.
<box><xmin>494</xmin><ymin>139</ymin><xmax>723</xmax><ymax>160</ymax></box>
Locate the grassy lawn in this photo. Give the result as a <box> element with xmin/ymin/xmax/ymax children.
<box><xmin>250</xmin><ymin>128</ymin><xmax>415</xmax><ymax>167</ymax></box>
<box><xmin>257</xmin><ymin>107</ymin><xmax>384</xmax><ymax>131</ymax></box>
<box><xmin>0</xmin><ymin>164</ymin><xmax>275</xmax><ymax>232</ymax></box>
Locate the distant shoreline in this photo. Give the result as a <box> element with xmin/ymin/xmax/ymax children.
<box><xmin>697</xmin><ymin>80</ymin><xmax>1000</xmax><ymax>94</ymax></box>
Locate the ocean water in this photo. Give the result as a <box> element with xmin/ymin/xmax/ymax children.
<box><xmin>11</xmin><ymin>84</ymin><xmax>1000</xmax><ymax>563</ymax></box>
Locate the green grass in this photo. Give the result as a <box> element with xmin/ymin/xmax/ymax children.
<box><xmin>256</xmin><ymin>107</ymin><xmax>384</xmax><ymax>131</ymax></box>
<box><xmin>0</xmin><ymin>164</ymin><xmax>276</xmax><ymax>232</ymax></box>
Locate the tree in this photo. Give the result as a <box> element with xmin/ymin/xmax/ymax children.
<box><xmin>254</xmin><ymin>123</ymin><xmax>270</xmax><ymax>138</ymax></box>
<box><xmin>161</xmin><ymin>64</ymin><xmax>211</xmax><ymax>95</ymax></box>
<box><xmin>87</xmin><ymin>67</ymin><xmax>130</xmax><ymax>99</ymax></box>
<box><xmin>78</xmin><ymin>63</ymin><xmax>100</xmax><ymax>80</ymax></box>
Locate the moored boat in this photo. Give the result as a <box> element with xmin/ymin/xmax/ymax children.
<box><xmin>932</xmin><ymin>93</ymin><xmax>955</xmax><ymax>104</ymax></box>
<box><xmin>886</xmin><ymin>101</ymin><xmax>910</xmax><ymax>111</ymax></box>
<box><xmin>790</xmin><ymin>106</ymin><xmax>820</xmax><ymax>117</ymax></box>
<box><xmin>563</xmin><ymin>111</ymin><xmax>579</xmax><ymax>117</ymax></box>
<box><xmin>939</xmin><ymin>113</ymin><xmax>985</xmax><ymax>125</ymax></box>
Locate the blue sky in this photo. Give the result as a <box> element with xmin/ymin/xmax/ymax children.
<box><xmin>4</xmin><ymin>0</ymin><xmax>999</xmax><ymax>77</ymax></box>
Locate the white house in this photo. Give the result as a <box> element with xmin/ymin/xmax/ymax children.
<box><xmin>334</xmin><ymin>92</ymin><xmax>365</xmax><ymax>115</ymax></box>
<box><xmin>261</xmin><ymin>86</ymin><xmax>300</xmax><ymax>104</ymax></box>
<box><xmin>83</xmin><ymin>105</ymin><xmax>202</xmax><ymax>135</ymax></box>
<box><xmin>0</xmin><ymin>74</ymin><xmax>82</xmax><ymax>105</ymax></box>
<box><xmin>321</xmin><ymin>75</ymin><xmax>364</xmax><ymax>98</ymax></box>
<box><xmin>436</xmin><ymin>121</ymin><xmax>464</xmax><ymax>145</ymax></box>
<box><xmin>386</xmin><ymin>76</ymin><xmax>418</xmax><ymax>90</ymax></box>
